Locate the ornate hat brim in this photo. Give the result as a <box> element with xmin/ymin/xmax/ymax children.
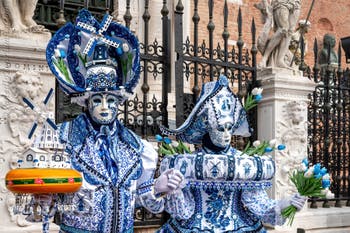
<box><xmin>160</xmin><ymin>76</ymin><xmax>251</xmax><ymax>144</ymax></box>
<box><xmin>46</xmin><ymin>9</ymin><xmax>141</xmax><ymax>106</ymax></box>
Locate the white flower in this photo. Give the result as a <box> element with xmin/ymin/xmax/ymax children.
<box><xmin>325</xmin><ymin>190</ymin><xmax>335</xmax><ymax>199</ymax></box>
<box><xmin>251</xmin><ymin>87</ymin><xmax>263</xmax><ymax>95</ymax></box>
<box><xmin>304</xmin><ymin>167</ymin><xmax>314</xmax><ymax>178</ymax></box>
<box><xmin>321</xmin><ymin>188</ymin><xmax>335</xmax><ymax>199</ymax></box>
<box><xmin>296</xmin><ymin>163</ymin><xmax>307</xmax><ymax>172</ymax></box>
<box><xmin>171</xmin><ymin>141</ymin><xmax>179</xmax><ymax>147</ymax></box>
<box><xmin>269</xmin><ymin>139</ymin><xmax>277</xmax><ymax>148</ymax></box>
<box><xmin>54</xmin><ymin>49</ymin><xmax>61</xmax><ymax>58</ymax></box>
<box><xmin>252</xmin><ymin>140</ymin><xmax>261</xmax><ymax>147</ymax></box>
<box><xmin>122</xmin><ymin>43</ymin><xmax>129</xmax><ymax>52</ymax></box>
<box><xmin>282</xmin><ymin>165</ymin><xmax>289</xmax><ymax>173</ymax></box>
<box><xmin>74</xmin><ymin>44</ymin><xmax>81</xmax><ymax>52</ymax></box>
<box><xmin>322</xmin><ymin>174</ymin><xmax>330</xmax><ymax>180</ymax></box>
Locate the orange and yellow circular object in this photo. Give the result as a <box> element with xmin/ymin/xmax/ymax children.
<box><xmin>5</xmin><ymin>168</ymin><xmax>82</xmax><ymax>194</ymax></box>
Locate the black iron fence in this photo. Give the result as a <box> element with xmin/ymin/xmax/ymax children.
<box><xmin>305</xmin><ymin>39</ymin><xmax>350</xmax><ymax>208</ymax></box>
<box><xmin>174</xmin><ymin>0</ymin><xmax>258</xmax><ymax>142</ymax></box>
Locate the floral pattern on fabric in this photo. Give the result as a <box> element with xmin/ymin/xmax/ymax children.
<box><xmin>157</xmin><ymin>148</ymin><xmax>284</xmax><ymax>233</ymax></box>
<box><xmin>58</xmin><ymin>113</ymin><xmax>164</xmax><ymax>232</ymax></box>
<box><xmin>203</xmin><ymin>189</ymin><xmax>231</xmax><ymax>230</ymax></box>
<box><xmin>241</xmin><ymin>189</ymin><xmax>285</xmax><ymax>225</ymax></box>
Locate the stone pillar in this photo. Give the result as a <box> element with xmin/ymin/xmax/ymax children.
<box><xmin>257</xmin><ymin>67</ymin><xmax>315</xmax><ymax>231</ymax></box>
<box><xmin>0</xmin><ymin>35</ymin><xmax>59</xmax><ymax>232</ymax></box>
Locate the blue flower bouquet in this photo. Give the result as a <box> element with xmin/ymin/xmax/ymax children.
<box><xmin>281</xmin><ymin>158</ymin><xmax>331</xmax><ymax>226</ymax></box>
<box><xmin>155</xmin><ymin>134</ymin><xmax>191</xmax><ymax>156</ymax></box>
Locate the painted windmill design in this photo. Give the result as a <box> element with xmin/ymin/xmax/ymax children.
<box><xmin>22</xmin><ymin>88</ymin><xmax>57</xmax><ymax>139</ymax></box>
<box><xmin>76</xmin><ymin>14</ymin><xmax>122</xmax><ymax>56</ymax></box>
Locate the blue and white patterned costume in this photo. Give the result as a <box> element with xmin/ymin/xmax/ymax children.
<box><xmin>45</xmin><ymin>9</ymin><xmax>165</xmax><ymax>233</ymax></box>
<box><xmin>158</xmin><ymin>150</ymin><xmax>283</xmax><ymax>233</ymax></box>
<box><xmin>57</xmin><ymin>113</ymin><xmax>164</xmax><ymax>233</ymax></box>
<box><xmin>158</xmin><ymin>76</ymin><xmax>286</xmax><ymax>232</ymax></box>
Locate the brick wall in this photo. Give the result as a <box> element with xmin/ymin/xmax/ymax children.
<box><xmin>192</xmin><ymin>0</ymin><xmax>350</xmax><ymax>67</ymax></box>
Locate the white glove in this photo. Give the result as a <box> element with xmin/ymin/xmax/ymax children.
<box><xmin>278</xmin><ymin>193</ymin><xmax>308</xmax><ymax>211</ymax></box>
<box><xmin>154</xmin><ymin>169</ymin><xmax>185</xmax><ymax>194</ymax></box>
<box><xmin>33</xmin><ymin>194</ymin><xmax>54</xmax><ymax>205</ymax></box>
<box><xmin>290</xmin><ymin>193</ymin><xmax>308</xmax><ymax>210</ymax></box>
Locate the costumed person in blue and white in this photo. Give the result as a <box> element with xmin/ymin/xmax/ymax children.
<box><xmin>157</xmin><ymin>76</ymin><xmax>307</xmax><ymax>233</ymax></box>
<box><xmin>46</xmin><ymin>9</ymin><xmax>183</xmax><ymax>233</ymax></box>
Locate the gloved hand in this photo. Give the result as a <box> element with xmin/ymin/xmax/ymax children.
<box><xmin>33</xmin><ymin>194</ymin><xmax>53</xmax><ymax>204</ymax></box>
<box><xmin>278</xmin><ymin>193</ymin><xmax>308</xmax><ymax>211</ymax></box>
<box><xmin>154</xmin><ymin>168</ymin><xmax>185</xmax><ymax>195</ymax></box>
<box><xmin>290</xmin><ymin>193</ymin><xmax>308</xmax><ymax>210</ymax></box>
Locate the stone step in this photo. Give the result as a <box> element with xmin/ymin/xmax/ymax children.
<box><xmin>305</xmin><ymin>227</ymin><xmax>350</xmax><ymax>233</ymax></box>
<box><xmin>268</xmin><ymin>227</ymin><xmax>350</xmax><ymax>233</ymax></box>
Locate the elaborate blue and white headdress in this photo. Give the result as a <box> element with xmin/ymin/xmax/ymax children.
<box><xmin>46</xmin><ymin>9</ymin><xmax>140</xmax><ymax>106</ymax></box>
<box><xmin>161</xmin><ymin>76</ymin><xmax>251</xmax><ymax>144</ymax></box>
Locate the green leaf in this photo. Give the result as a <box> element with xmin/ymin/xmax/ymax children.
<box><xmin>244</xmin><ymin>93</ymin><xmax>259</xmax><ymax>111</ymax></box>
<box><xmin>53</xmin><ymin>58</ymin><xmax>75</xmax><ymax>84</ymax></box>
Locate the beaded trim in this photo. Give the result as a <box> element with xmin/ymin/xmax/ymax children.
<box><xmin>186</xmin><ymin>180</ymin><xmax>272</xmax><ymax>190</ymax></box>
<box><xmin>137</xmin><ymin>179</ymin><xmax>155</xmax><ymax>196</ymax></box>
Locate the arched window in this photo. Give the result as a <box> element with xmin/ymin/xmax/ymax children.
<box><xmin>54</xmin><ymin>155</ymin><xmax>62</xmax><ymax>162</ymax></box>
<box><xmin>26</xmin><ymin>154</ymin><xmax>33</xmax><ymax>161</ymax></box>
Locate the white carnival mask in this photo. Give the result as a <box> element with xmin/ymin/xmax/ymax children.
<box><xmin>88</xmin><ymin>93</ymin><xmax>120</xmax><ymax>125</ymax></box>
<box><xmin>206</xmin><ymin>88</ymin><xmax>235</xmax><ymax>147</ymax></box>
<box><xmin>209</xmin><ymin>121</ymin><xmax>234</xmax><ymax>148</ymax></box>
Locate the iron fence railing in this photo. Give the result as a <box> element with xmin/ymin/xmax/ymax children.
<box><xmin>306</xmin><ymin>38</ymin><xmax>350</xmax><ymax>208</ymax></box>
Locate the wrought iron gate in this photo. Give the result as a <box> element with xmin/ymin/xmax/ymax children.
<box><xmin>35</xmin><ymin>0</ymin><xmax>258</xmax><ymax>227</ymax></box>
<box><xmin>306</xmin><ymin>40</ymin><xmax>350</xmax><ymax>208</ymax></box>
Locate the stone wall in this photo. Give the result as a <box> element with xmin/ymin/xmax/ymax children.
<box><xmin>0</xmin><ymin>35</ymin><xmax>56</xmax><ymax>233</ymax></box>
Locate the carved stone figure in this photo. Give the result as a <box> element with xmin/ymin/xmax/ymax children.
<box><xmin>5</xmin><ymin>72</ymin><xmax>44</xmax><ymax>146</ymax></box>
<box><xmin>276</xmin><ymin>101</ymin><xmax>308</xmax><ymax>198</ymax></box>
<box><xmin>12</xmin><ymin>71</ymin><xmax>43</xmax><ymax>103</ymax></box>
<box><xmin>255</xmin><ymin>0</ymin><xmax>301</xmax><ymax>69</ymax></box>
<box><xmin>0</xmin><ymin>0</ymin><xmax>47</xmax><ymax>33</ymax></box>
<box><xmin>318</xmin><ymin>33</ymin><xmax>338</xmax><ymax>67</ymax></box>
<box><xmin>288</xmin><ymin>19</ymin><xmax>311</xmax><ymax>67</ymax></box>
<box><xmin>0</xmin><ymin>70</ymin><xmax>54</xmax><ymax>229</ymax></box>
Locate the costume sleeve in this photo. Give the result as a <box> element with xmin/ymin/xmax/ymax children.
<box><xmin>135</xmin><ymin>140</ymin><xmax>165</xmax><ymax>213</ymax></box>
<box><xmin>158</xmin><ymin>155</ymin><xmax>195</xmax><ymax>220</ymax></box>
<box><xmin>164</xmin><ymin>187</ymin><xmax>195</xmax><ymax>220</ymax></box>
<box><xmin>241</xmin><ymin>189</ymin><xmax>286</xmax><ymax>226</ymax></box>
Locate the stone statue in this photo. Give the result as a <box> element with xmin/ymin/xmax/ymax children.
<box><xmin>318</xmin><ymin>33</ymin><xmax>338</xmax><ymax>67</ymax></box>
<box><xmin>255</xmin><ymin>0</ymin><xmax>301</xmax><ymax>69</ymax></box>
<box><xmin>288</xmin><ymin>19</ymin><xmax>311</xmax><ymax>67</ymax></box>
<box><xmin>0</xmin><ymin>0</ymin><xmax>47</xmax><ymax>33</ymax></box>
